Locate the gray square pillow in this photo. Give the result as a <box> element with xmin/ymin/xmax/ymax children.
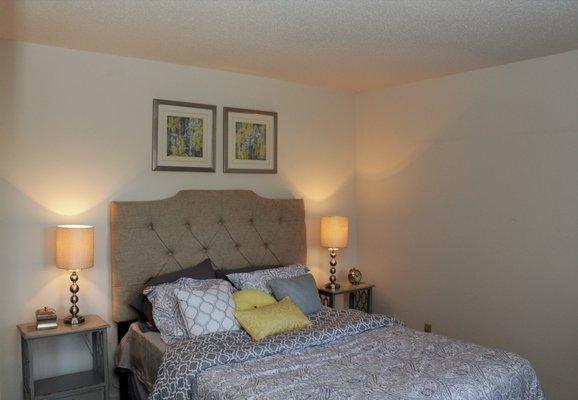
<box><xmin>268</xmin><ymin>273</ymin><xmax>322</xmax><ymax>315</ymax></box>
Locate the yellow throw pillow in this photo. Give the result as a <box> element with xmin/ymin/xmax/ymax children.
<box><xmin>233</xmin><ymin>289</ymin><xmax>277</xmax><ymax>311</ymax></box>
<box><xmin>234</xmin><ymin>297</ymin><xmax>312</xmax><ymax>341</ymax></box>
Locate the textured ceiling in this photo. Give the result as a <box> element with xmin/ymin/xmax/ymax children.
<box><xmin>1</xmin><ymin>0</ymin><xmax>577</xmax><ymax>92</ymax></box>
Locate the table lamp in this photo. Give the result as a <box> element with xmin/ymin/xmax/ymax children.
<box><xmin>56</xmin><ymin>225</ymin><xmax>94</xmax><ymax>325</ymax></box>
<box><xmin>320</xmin><ymin>216</ymin><xmax>348</xmax><ymax>289</ymax></box>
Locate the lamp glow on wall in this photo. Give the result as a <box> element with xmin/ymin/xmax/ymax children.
<box><xmin>320</xmin><ymin>216</ymin><xmax>349</xmax><ymax>289</ymax></box>
<box><xmin>56</xmin><ymin>225</ymin><xmax>94</xmax><ymax>325</ymax></box>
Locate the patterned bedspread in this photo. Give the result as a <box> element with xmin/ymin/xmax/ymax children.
<box><xmin>150</xmin><ymin>309</ymin><xmax>544</xmax><ymax>400</ymax></box>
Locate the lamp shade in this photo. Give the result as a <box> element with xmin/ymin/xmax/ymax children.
<box><xmin>56</xmin><ymin>225</ymin><xmax>94</xmax><ymax>270</ymax></box>
<box><xmin>320</xmin><ymin>216</ymin><xmax>349</xmax><ymax>249</ymax></box>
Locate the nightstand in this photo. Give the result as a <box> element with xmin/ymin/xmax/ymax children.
<box><xmin>318</xmin><ymin>282</ymin><xmax>374</xmax><ymax>313</ymax></box>
<box><xmin>18</xmin><ymin>314</ymin><xmax>110</xmax><ymax>400</ymax></box>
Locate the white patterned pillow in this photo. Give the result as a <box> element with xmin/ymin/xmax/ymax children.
<box><xmin>144</xmin><ymin>278</ymin><xmax>224</xmax><ymax>342</ymax></box>
<box><xmin>226</xmin><ymin>264</ymin><xmax>309</xmax><ymax>294</ymax></box>
<box><xmin>174</xmin><ymin>281</ymin><xmax>239</xmax><ymax>336</ymax></box>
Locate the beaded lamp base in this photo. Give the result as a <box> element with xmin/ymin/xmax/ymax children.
<box><xmin>63</xmin><ymin>270</ymin><xmax>85</xmax><ymax>325</ymax></box>
<box><xmin>325</xmin><ymin>248</ymin><xmax>341</xmax><ymax>289</ymax></box>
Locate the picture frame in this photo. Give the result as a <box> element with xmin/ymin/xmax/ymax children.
<box><xmin>223</xmin><ymin>107</ymin><xmax>278</xmax><ymax>174</ymax></box>
<box><xmin>152</xmin><ymin>99</ymin><xmax>216</xmax><ymax>172</ymax></box>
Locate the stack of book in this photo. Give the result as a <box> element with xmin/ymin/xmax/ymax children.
<box><xmin>36</xmin><ymin>307</ymin><xmax>57</xmax><ymax>330</ymax></box>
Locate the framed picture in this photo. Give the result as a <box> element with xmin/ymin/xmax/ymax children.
<box><xmin>152</xmin><ymin>99</ymin><xmax>216</xmax><ymax>172</ymax></box>
<box><xmin>223</xmin><ymin>107</ymin><xmax>278</xmax><ymax>173</ymax></box>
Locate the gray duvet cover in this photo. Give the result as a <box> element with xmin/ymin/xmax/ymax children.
<box><xmin>150</xmin><ymin>308</ymin><xmax>544</xmax><ymax>400</ymax></box>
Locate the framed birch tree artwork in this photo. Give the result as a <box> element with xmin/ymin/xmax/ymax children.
<box><xmin>152</xmin><ymin>99</ymin><xmax>216</xmax><ymax>172</ymax></box>
<box><xmin>223</xmin><ymin>107</ymin><xmax>278</xmax><ymax>173</ymax></box>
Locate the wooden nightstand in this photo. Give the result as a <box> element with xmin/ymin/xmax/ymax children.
<box><xmin>18</xmin><ymin>315</ymin><xmax>110</xmax><ymax>400</ymax></box>
<box><xmin>318</xmin><ymin>282</ymin><xmax>374</xmax><ymax>313</ymax></box>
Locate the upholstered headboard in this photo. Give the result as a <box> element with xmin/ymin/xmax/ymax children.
<box><xmin>110</xmin><ymin>190</ymin><xmax>307</xmax><ymax>322</ymax></box>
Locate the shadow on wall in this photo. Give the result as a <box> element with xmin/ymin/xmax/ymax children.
<box><xmin>0</xmin><ymin>22</ymin><xmax>19</xmax><ymax>397</ymax></box>
<box><xmin>0</xmin><ymin>39</ymin><xmax>146</xmax><ymax>217</ymax></box>
<box><xmin>355</xmin><ymin>54</ymin><xmax>578</xmax><ymax>400</ymax></box>
<box><xmin>279</xmin><ymin>168</ymin><xmax>357</xmax><ymax>281</ymax></box>
<box><xmin>0</xmin><ymin>174</ymin><xmax>127</xmax><ymax>398</ymax></box>
<box><xmin>0</xmin><ymin>177</ymin><xmax>92</xmax><ymax>362</ymax></box>
<box><xmin>355</xmin><ymin>81</ymin><xmax>481</xmax><ymax>183</ymax></box>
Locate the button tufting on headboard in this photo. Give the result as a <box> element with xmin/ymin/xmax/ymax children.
<box><xmin>110</xmin><ymin>190</ymin><xmax>307</xmax><ymax>322</ymax></box>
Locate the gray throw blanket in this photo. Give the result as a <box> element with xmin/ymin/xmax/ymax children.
<box><xmin>150</xmin><ymin>308</ymin><xmax>400</xmax><ymax>399</ymax></box>
<box><xmin>150</xmin><ymin>308</ymin><xmax>544</xmax><ymax>400</ymax></box>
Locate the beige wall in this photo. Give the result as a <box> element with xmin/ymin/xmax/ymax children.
<box><xmin>0</xmin><ymin>40</ymin><xmax>357</xmax><ymax>399</ymax></box>
<box><xmin>356</xmin><ymin>50</ymin><xmax>578</xmax><ymax>399</ymax></box>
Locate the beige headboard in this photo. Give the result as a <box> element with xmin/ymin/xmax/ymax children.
<box><xmin>110</xmin><ymin>190</ymin><xmax>306</xmax><ymax>322</ymax></box>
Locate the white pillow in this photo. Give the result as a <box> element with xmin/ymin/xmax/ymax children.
<box><xmin>144</xmin><ymin>278</ymin><xmax>223</xmax><ymax>342</ymax></box>
<box><xmin>226</xmin><ymin>264</ymin><xmax>309</xmax><ymax>294</ymax></box>
<box><xmin>174</xmin><ymin>280</ymin><xmax>239</xmax><ymax>336</ymax></box>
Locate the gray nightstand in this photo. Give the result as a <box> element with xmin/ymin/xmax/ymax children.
<box><xmin>18</xmin><ymin>315</ymin><xmax>110</xmax><ymax>400</ymax></box>
<box><xmin>318</xmin><ymin>282</ymin><xmax>374</xmax><ymax>313</ymax></box>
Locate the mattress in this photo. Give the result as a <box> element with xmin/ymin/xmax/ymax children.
<box><xmin>115</xmin><ymin>322</ymin><xmax>166</xmax><ymax>392</ymax></box>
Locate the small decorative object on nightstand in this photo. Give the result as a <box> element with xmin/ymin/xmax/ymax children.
<box><xmin>318</xmin><ymin>281</ymin><xmax>374</xmax><ymax>313</ymax></box>
<box><xmin>347</xmin><ymin>267</ymin><xmax>362</xmax><ymax>285</ymax></box>
<box><xmin>18</xmin><ymin>314</ymin><xmax>109</xmax><ymax>400</ymax></box>
<box><xmin>56</xmin><ymin>225</ymin><xmax>94</xmax><ymax>325</ymax></box>
<box><xmin>35</xmin><ymin>307</ymin><xmax>57</xmax><ymax>331</ymax></box>
<box><xmin>320</xmin><ymin>216</ymin><xmax>349</xmax><ymax>290</ymax></box>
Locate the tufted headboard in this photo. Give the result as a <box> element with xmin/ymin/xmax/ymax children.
<box><xmin>110</xmin><ymin>190</ymin><xmax>306</xmax><ymax>322</ymax></box>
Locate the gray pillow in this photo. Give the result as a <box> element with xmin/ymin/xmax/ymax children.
<box><xmin>268</xmin><ymin>273</ymin><xmax>322</xmax><ymax>315</ymax></box>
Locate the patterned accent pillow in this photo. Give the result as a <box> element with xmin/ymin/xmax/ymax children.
<box><xmin>144</xmin><ymin>278</ymin><xmax>224</xmax><ymax>342</ymax></box>
<box><xmin>174</xmin><ymin>281</ymin><xmax>239</xmax><ymax>336</ymax></box>
<box><xmin>129</xmin><ymin>258</ymin><xmax>216</xmax><ymax>330</ymax></box>
<box><xmin>226</xmin><ymin>264</ymin><xmax>309</xmax><ymax>294</ymax></box>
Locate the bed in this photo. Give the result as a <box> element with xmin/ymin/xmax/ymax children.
<box><xmin>112</xmin><ymin>190</ymin><xmax>544</xmax><ymax>400</ymax></box>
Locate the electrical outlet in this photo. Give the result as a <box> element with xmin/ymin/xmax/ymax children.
<box><xmin>424</xmin><ymin>323</ymin><xmax>432</xmax><ymax>333</ymax></box>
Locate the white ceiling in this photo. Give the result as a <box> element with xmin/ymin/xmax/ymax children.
<box><xmin>1</xmin><ymin>1</ymin><xmax>577</xmax><ymax>92</ymax></box>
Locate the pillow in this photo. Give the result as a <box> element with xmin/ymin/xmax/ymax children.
<box><xmin>268</xmin><ymin>273</ymin><xmax>322</xmax><ymax>315</ymax></box>
<box><xmin>174</xmin><ymin>281</ymin><xmax>239</xmax><ymax>336</ymax></box>
<box><xmin>144</xmin><ymin>278</ymin><xmax>223</xmax><ymax>342</ymax></box>
<box><xmin>226</xmin><ymin>264</ymin><xmax>309</xmax><ymax>294</ymax></box>
<box><xmin>233</xmin><ymin>297</ymin><xmax>311</xmax><ymax>341</ymax></box>
<box><xmin>214</xmin><ymin>264</ymin><xmax>281</xmax><ymax>280</ymax></box>
<box><xmin>129</xmin><ymin>258</ymin><xmax>216</xmax><ymax>328</ymax></box>
<box><xmin>233</xmin><ymin>289</ymin><xmax>277</xmax><ymax>311</ymax></box>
